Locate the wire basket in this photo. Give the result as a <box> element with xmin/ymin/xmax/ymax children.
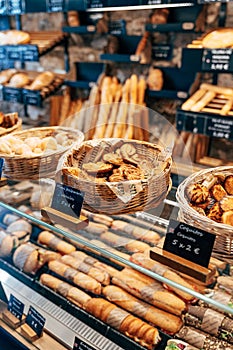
<box><xmin>60</xmin><ymin>138</ymin><xmax>172</xmax><ymax>215</ymax></box>
<box><xmin>176</xmin><ymin>166</ymin><xmax>233</xmax><ymax>263</ymax></box>
<box><xmin>1</xmin><ymin>126</ymin><xmax>84</xmax><ymax>181</ymax></box>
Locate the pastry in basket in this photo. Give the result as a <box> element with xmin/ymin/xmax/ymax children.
<box><xmin>27</xmin><ymin>71</ymin><xmax>55</xmax><ymax>90</ymax></box>
<box><xmin>202</xmin><ymin>28</ymin><xmax>233</xmax><ymax>49</ymax></box>
<box><xmin>0</xmin><ymin>112</ymin><xmax>18</xmax><ymax>129</ymax></box>
<box><xmin>0</xmin><ymin>69</ymin><xmax>17</xmax><ymax>84</ymax></box>
<box><xmin>0</xmin><ymin>30</ymin><xmax>30</xmax><ymax>45</ymax></box>
<box><xmin>225</xmin><ymin>176</ymin><xmax>233</xmax><ymax>195</ymax></box>
<box><xmin>7</xmin><ymin>72</ymin><xmax>30</xmax><ymax>88</ymax></box>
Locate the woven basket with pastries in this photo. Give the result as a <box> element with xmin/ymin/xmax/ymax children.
<box><xmin>59</xmin><ymin>138</ymin><xmax>172</xmax><ymax>215</ymax></box>
<box><xmin>176</xmin><ymin>166</ymin><xmax>233</xmax><ymax>263</ymax></box>
<box><xmin>0</xmin><ymin>126</ymin><xmax>84</xmax><ymax>181</ymax></box>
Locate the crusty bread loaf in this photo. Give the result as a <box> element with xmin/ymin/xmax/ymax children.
<box><xmin>28</xmin><ymin>71</ymin><xmax>55</xmax><ymax>90</ymax></box>
<box><xmin>38</xmin><ymin>231</ymin><xmax>76</xmax><ymax>254</ymax></box>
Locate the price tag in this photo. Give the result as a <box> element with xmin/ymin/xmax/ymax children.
<box><xmin>8</xmin><ymin>294</ymin><xmax>24</xmax><ymax>321</ymax></box>
<box><xmin>7</xmin><ymin>47</ymin><xmax>21</xmax><ymax>61</ymax></box>
<box><xmin>0</xmin><ymin>47</ymin><xmax>7</xmax><ymax>60</ymax></box>
<box><xmin>152</xmin><ymin>44</ymin><xmax>172</xmax><ymax>60</ymax></box>
<box><xmin>2</xmin><ymin>87</ymin><xmax>22</xmax><ymax>103</ymax></box>
<box><xmin>21</xmin><ymin>45</ymin><xmax>39</xmax><ymax>62</ymax></box>
<box><xmin>23</xmin><ymin>90</ymin><xmax>41</xmax><ymax>106</ymax></box>
<box><xmin>46</xmin><ymin>0</ymin><xmax>64</xmax><ymax>12</ymax></box>
<box><xmin>205</xmin><ymin>116</ymin><xmax>233</xmax><ymax>140</ymax></box>
<box><xmin>198</xmin><ymin>0</ymin><xmax>227</xmax><ymax>3</ymax></box>
<box><xmin>87</xmin><ymin>0</ymin><xmax>105</xmax><ymax>8</ymax></box>
<box><xmin>108</xmin><ymin>20</ymin><xmax>126</xmax><ymax>35</ymax></box>
<box><xmin>130</xmin><ymin>54</ymin><xmax>140</xmax><ymax>62</ymax></box>
<box><xmin>163</xmin><ymin>219</ymin><xmax>216</xmax><ymax>268</ymax></box>
<box><xmin>73</xmin><ymin>336</ymin><xmax>97</xmax><ymax>350</ymax></box>
<box><xmin>202</xmin><ymin>49</ymin><xmax>233</xmax><ymax>72</ymax></box>
<box><xmin>51</xmin><ymin>183</ymin><xmax>84</xmax><ymax>218</ymax></box>
<box><xmin>25</xmin><ymin>306</ymin><xmax>45</xmax><ymax>338</ymax></box>
<box><xmin>176</xmin><ymin>110</ymin><xmax>205</xmax><ymax>134</ymax></box>
<box><xmin>7</xmin><ymin>0</ymin><xmax>25</xmax><ymax>14</ymax></box>
<box><xmin>142</xmin><ymin>0</ymin><xmax>162</xmax><ymax>4</ymax></box>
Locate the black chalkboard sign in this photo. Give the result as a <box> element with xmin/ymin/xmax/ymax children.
<box><xmin>202</xmin><ymin>49</ymin><xmax>233</xmax><ymax>72</ymax></box>
<box><xmin>25</xmin><ymin>306</ymin><xmax>45</xmax><ymax>338</ymax></box>
<box><xmin>46</xmin><ymin>0</ymin><xmax>64</xmax><ymax>12</ymax></box>
<box><xmin>73</xmin><ymin>336</ymin><xmax>97</xmax><ymax>350</ymax></box>
<box><xmin>7</xmin><ymin>0</ymin><xmax>25</xmax><ymax>14</ymax></box>
<box><xmin>205</xmin><ymin>116</ymin><xmax>233</xmax><ymax>140</ymax></box>
<box><xmin>51</xmin><ymin>183</ymin><xmax>84</xmax><ymax>219</ymax></box>
<box><xmin>8</xmin><ymin>294</ymin><xmax>24</xmax><ymax>321</ymax></box>
<box><xmin>152</xmin><ymin>44</ymin><xmax>172</xmax><ymax>60</ymax></box>
<box><xmin>163</xmin><ymin>219</ymin><xmax>216</xmax><ymax>268</ymax></box>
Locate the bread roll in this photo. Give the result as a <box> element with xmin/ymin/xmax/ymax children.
<box><xmin>38</xmin><ymin>231</ymin><xmax>76</xmax><ymax>254</ymax></box>
<box><xmin>40</xmin><ymin>274</ymin><xmax>91</xmax><ymax>307</ymax></box>
<box><xmin>60</xmin><ymin>255</ymin><xmax>110</xmax><ymax>285</ymax></box>
<box><xmin>112</xmin><ymin>268</ymin><xmax>186</xmax><ymax>316</ymax></box>
<box><xmin>6</xmin><ymin>219</ymin><xmax>32</xmax><ymax>234</ymax></box>
<box><xmin>85</xmin><ymin>298</ymin><xmax>161</xmax><ymax>349</ymax></box>
<box><xmin>29</xmin><ymin>71</ymin><xmax>55</xmax><ymax>90</ymax></box>
<box><xmin>130</xmin><ymin>253</ymin><xmax>195</xmax><ymax>302</ymax></box>
<box><xmin>8</xmin><ymin>73</ymin><xmax>30</xmax><ymax>88</ymax></box>
<box><xmin>0</xmin><ymin>69</ymin><xmax>17</xmax><ymax>84</ymax></box>
<box><xmin>48</xmin><ymin>260</ymin><xmax>101</xmax><ymax>294</ymax></box>
<box><xmin>100</xmin><ymin>231</ymin><xmax>150</xmax><ymax>253</ymax></box>
<box><xmin>103</xmin><ymin>285</ymin><xmax>183</xmax><ymax>334</ymax></box>
<box><xmin>0</xmin><ymin>230</ymin><xmax>18</xmax><ymax>257</ymax></box>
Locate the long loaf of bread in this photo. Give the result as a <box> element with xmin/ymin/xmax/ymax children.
<box><xmin>111</xmin><ymin>220</ymin><xmax>160</xmax><ymax>244</ymax></box>
<box><xmin>112</xmin><ymin>268</ymin><xmax>186</xmax><ymax>315</ymax></box>
<box><xmin>48</xmin><ymin>260</ymin><xmax>101</xmax><ymax>294</ymax></box>
<box><xmin>60</xmin><ymin>254</ymin><xmax>110</xmax><ymax>285</ymax></box>
<box><xmin>85</xmin><ymin>298</ymin><xmax>161</xmax><ymax>349</ymax></box>
<box><xmin>130</xmin><ymin>253</ymin><xmax>195</xmax><ymax>302</ymax></box>
<box><xmin>38</xmin><ymin>231</ymin><xmax>76</xmax><ymax>255</ymax></box>
<box><xmin>100</xmin><ymin>231</ymin><xmax>150</xmax><ymax>253</ymax></box>
<box><xmin>103</xmin><ymin>285</ymin><xmax>183</xmax><ymax>334</ymax></box>
<box><xmin>40</xmin><ymin>273</ymin><xmax>91</xmax><ymax>307</ymax></box>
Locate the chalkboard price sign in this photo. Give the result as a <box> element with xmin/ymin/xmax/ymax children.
<box><xmin>25</xmin><ymin>306</ymin><xmax>45</xmax><ymax>338</ymax></box>
<box><xmin>8</xmin><ymin>294</ymin><xmax>24</xmax><ymax>321</ymax></box>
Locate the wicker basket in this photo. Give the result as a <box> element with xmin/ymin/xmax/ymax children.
<box><xmin>60</xmin><ymin>138</ymin><xmax>172</xmax><ymax>215</ymax></box>
<box><xmin>2</xmin><ymin>126</ymin><xmax>84</xmax><ymax>181</ymax></box>
<box><xmin>0</xmin><ymin>117</ymin><xmax>22</xmax><ymax>137</ymax></box>
<box><xmin>176</xmin><ymin>166</ymin><xmax>233</xmax><ymax>263</ymax></box>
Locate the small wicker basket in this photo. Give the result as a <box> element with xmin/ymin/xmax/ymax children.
<box><xmin>176</xmin><ymin>166</ymin><xmax>233</xmax><ymax>263</ymax></box>
<box><xmin>1</xmin><ymin>126</ymin><xmax>84</xmax><ymax>181</ymax></box>
<box><xmin>0</xmin><ymin>117</ymin><xmax>22</xmax><ymax>137</ymax></box>
<box><xmin>60</xmin><ymin>138</ymin><xmax>172</xmax><ymax>215</ymax></box>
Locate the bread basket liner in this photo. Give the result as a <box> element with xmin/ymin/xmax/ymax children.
<box><xmin>60</xmin><ymin>138</ymin><xmax>172</xmax><ymax>214</ymax></box>
<box><xmin>176</xmin><ymin>166</ymin><xmax>233</xmax><ymax>260</ymax></box>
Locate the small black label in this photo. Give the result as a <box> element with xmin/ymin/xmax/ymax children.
<box><xmin>8</xmin><ymin>294</ymin><xmax>24</xmax><ymax>321</ymax></box>
<box><xmin>0</xmin><ymin>47</ymin><xmax>7</xmax><ymax>60</ymax></box>
<box><xmin>21</xmin><ymin>45</ymin><xmax>39</xmax><ymax>62</ymax></box>
<box><xmin>2</xmin><ymin>87</ymin><xmax>22</xmax><ymax>103</ymax></box>
<box><xmin>142</xmin><ymin>0</ymin><xmax>163</xmax><ymax>4</ymax></box>
<box><xmin>202</xmin><ymin>49</ymin><xmax>233</xmax><ymax>72</ymax></box>
<box><xmin>198</xmin><ymin>0</ymin><xmax>227</xmax><ymax>3</ymax></box>
<box><xmin>176</xmin><ymin>110</ymin><xmax>205</xmax><ymax>134</ymax></box>
<box><xmin>205</xmin><ymin>116</ymin><xmax>233</xmax><ymax>140</ymax></box>
<box><xmin>87</xmin><ymin>0</ymin><xmax>106</xmax><ymax>8</ymax></box>
<box><xmin>152</xmin><ymin>44</ymin><xmax>172</xmax><ymax>60</ymax></box>
<box><xmin>47</xmin><ymin>0</ymin><xmax>64</xmax><ymax>12</ymax></box>
<box><xmin>163</xmin><ymin>219</ymin><xmax>216</xmax><ymax>268</ymax></box>
<box><xmin>73</xmin><ymin>336</ymin><xmax>97</xmax><ymax>350</ymax></box>
<box><xmin>108</xmin><ymin>20</ymin><xmax>126</xmax><ymax>35</ymax></box>
<box><xmin>25</xmin><ymin>306</ymin><xmax>45</xmax><ymax>337</ymax></box>
<box><xmin>51</xmin><ymin>183</ymin><xmax>84</xmax><ymax>218</ymax></box>
<box><xmin>0</xmin><ymin>158</ymin><xmax>4</xmax><ymax>179</ymax></box>
<box><xmin>7</xmin><ymin>0</ymin><xmax>24</xmax><ymax>14</ymax></box>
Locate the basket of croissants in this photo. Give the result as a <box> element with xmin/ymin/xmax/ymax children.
<box><xmin>59</xmin><ymin>138</ymin><xmax>172</xmax><ymax>215</ymax></box>
<box><xmin>0</xmin><ymin>126</ymin><xmax>84</xmax><ymax>180</ymax></box>
<box><xmin>0</xmin><ymin>112</ymin><xmax>22</xmax><ymax>136</ymax></box>
<box><xmin>176</xmin><ymin>166</ymin><xmax>233</xmax><ymax>262</ymax></box>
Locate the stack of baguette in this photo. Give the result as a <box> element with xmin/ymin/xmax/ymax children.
<box><xmin>187</xmin><ymin>28</ymin><xmax>233</xmax><ymax>49</ymax></box>
<box><xmin>181</xmin><ymin>83</ymin><xmax>233</xmax><ymax>116</ymax></box>
<box><xmin>55</xmin><ymin>73</ymin><xmax>148</xmax><ymax>141</ymax></box>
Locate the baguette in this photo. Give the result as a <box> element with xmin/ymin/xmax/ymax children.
<box><xmin>81</xmin><ymin>209</ymin><xmax>113</xmax><ymax>226</ymax></box>
<box><xmin>48</xmin><ymin>260</ymin><xmax>101</xmax><ymax>294</ymax></box>
<box><xmin>113</xmin><ymin>79</ymin><xmax>130</xmax><ymax>138</ymax></box>
<box><xmin>0</xmin><ymin>231</ymin><xmax>18</xmax><ymax>258</ymax></box>
<box><xmin>100</xmin><ymin>231</ymin><xmax>150</xmax><ymax>253</ymax></box>
<box><xmin>112</xmin><ymin>268</ymin><xmax>186</xmax><ymax>315</ymax></box>
<box><xmin>104</xmin><ymin>85</ymin><xmax>122</xmax><ymax>138</ymax></box>
<box><xmin>29</xmin><ymin>71</ymin><xmax>55</xmax><ymax>90</ymax></box>
<box><xmin>181</xmin><ymin>89</ymin><xmax>207</xmax><ymax>111</ymax></box>
<box><xmin>85</xmin><ymin>298</ymin><xmax>161</xmax><ymax>349</ymax></box>
<box><xmin>60</xmin><ymin>254</ymin><xmax>110</xmax><ymax>285</ymax></box>
<box><xmin>200</xmin><ymin>83</ymin><xmax>233</xmax><ymax>96</ymax></box>
<box><xmin>40</xmin><ymin>274</ymin><xmax>91</xmax><ymax>307</ymax></box>
<box><xmin>111</xmin><ymin>220</ymin><xmax>160</xmax><ymax>244</ymax></box>
<box><xmin>103</xmin><ymin>285</ymin><xmax>183</xmax><ymax>334</ymax></box>
<box><xmin>130</xmin><ymin>253</ymin><xmax>195</xmax><ymax>302</ymax></box>
<box><xmin>83</xmin><ymin>221</ymin><xmax>108</xmax><ymax>235</ymax></box>
<box><xmin>38</xmin><ymin>231</ymin><xmax>76</xmax><ymax>255</ymax></box>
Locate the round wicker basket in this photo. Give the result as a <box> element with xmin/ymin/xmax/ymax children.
<box><xmin>0</xmin><ymin>117</ymin><xmax>22</xmax><ymax>137</ymax></box>
<box><xmin>176</xmin><ymin>166</ymin><xmax>233</xmax><ymax>262</ymax></box>
<box><xmin>1</xmin><ymin>126</ymin><xmax>84</xmax><ymax>181</ymax></box>
<box><xmin>60</xmin><ymin>138</ymin><xmax>172</xmax><ymax>215</ymax></box>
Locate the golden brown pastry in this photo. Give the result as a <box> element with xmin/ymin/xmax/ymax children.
<box><xmin>202</xmin><ymin>28</ymin><xmax>233</xmax><ymax>49</ymax></box>
<box><xmin>60</xmin><ymin>254</ymin><xmax>110</xmax><ymax>285</ymax></box>
<box><xmin>186</xmin><ymin>183</ymin><xmax>209</xmax><ymax>204</ymax></box>
<box><xmin>48</xmin><ymin>260</ymin><xmax>101</xmax><ymax>294</ymax></box>
<box><xmin>220</xmin><ymin>196</ymin><xmax>233</xmax><ymax>212</ymax></box>
<box><xmin>85</xmin><ymin>298</ymin><xmax>161</xmax><ymax>349</ymax></box>
<box><xmin>8</xmin><ymin>73</ymin><xmax>30</xmax><ymax>88</ymax></box>
<box><xmin>222</xmin><ymin>210</ymin><xmax>233</xmax><ymax>226</ymax></box>
<box><xmin>211</xmin><ymin>184</ymin><xmax>227</xmax><ymax>202</ymax></box>
<box><xmin>224</xmin><ymin>175</ymin><xmax>233</xmax><ymax>195</ymax></box>
<box><xmin>147</xmin><ymin>67</ymin><xmax>163</xmax><ymax>91</ymax></box>
<box><xmin>103</xmin><ymin>285</ymin><xmax>183</xmax><ymax>334</ymax></box>
<box><xmin>37</xmin><ymin>231</ymin><xmax>76</xmax><ymax>255</ymax></box>
<box><xmin>28</xmin><ymin>71</ymin><xmax>55</xmax><ymax>90</ymax></box>
<box><xmin>0</xmin><ymin>30</ymin><xmax>30</xmax><ymax>45</ymax></box>
<box><xmin>40</xmin><ymin>274</ymin><xmax>91</xmax><ymax>307</ymax></box>
<box><xmin>207</xmin><ymin>202</ymin><xmax>222</xmax><ymax>223</ymax></box>
<box><xmin>0</xmin><ymin>69</ymin><xmax>17</xmax><ymax>84</ymax></box>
